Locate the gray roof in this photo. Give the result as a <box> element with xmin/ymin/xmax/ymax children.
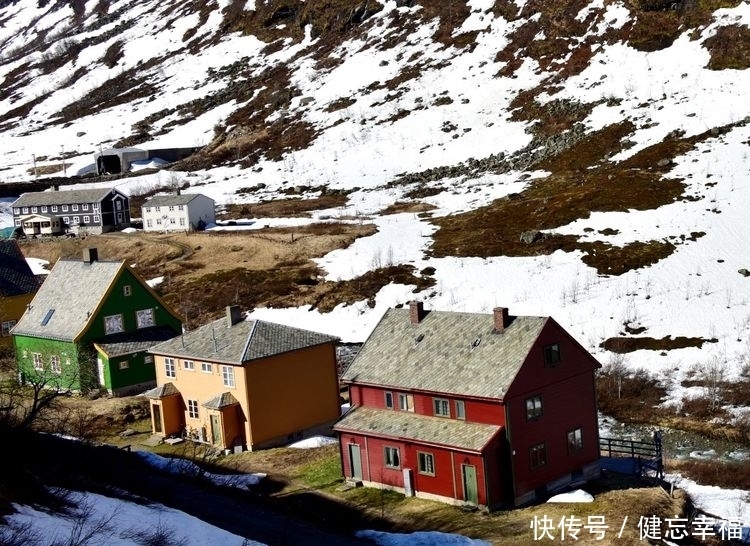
<box><xmin>12</xmin><ymin>259</ymin><xmax>124</xmax><ymax>341</ymax></box>
<box><xmin>94</xmin><ymin>326</ymin><xmax>179</xmax><ymax>358</ymax></box>
<box><xmin>143</xmin><ymin>382</ymin><xmax>180</xmax><ymax>399</ymax></box>
<box><xmin>12</xmin><ymin>188</ymin><xmax>120</xmax><ymax>208</ymax></box>
<box><xmin>341</xmin><ymin>309</ymin><xmax>549</xmax><ymax>400</ymax></box>
<box><xmin>0</xmin><ymin>240</ymin><xmax>40</xmax><ymax>297</ymax></box>
<box><xmin>203</xmin><ymin>392</ymin><xmax>239</xmax><ymax>409</ymax></box>
<box><xmin>149</xmin><ymin>316</ymin><xmax>338</xmax><ymax>365</ymax></box>
<box><xmin>143</xmin><ymin>194</ymin><xmax>212</xmax><ymax>207</ymax></box>
<box><xmin>334</xmin><ymin>406</ymin><xmax>501</xmax><ymax>453</ymax></box>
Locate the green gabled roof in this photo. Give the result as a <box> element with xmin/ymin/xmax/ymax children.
<box><xmin>334</xmin><ymin>406</ymin><xmax>501</xmax><ymax>453</ymax></box>
<box><xmin>12</xmin><ymin>259</ymin><xmax>125</xmax><ymax>342</ymax></box>
<box><xmin>149</xmin><ymin>316</ymin><xmax>337</xmax><ymax>365</ymax></box>
<box><xmin>341</xmin><ymin>308</ymin><xmax>548</xmax><ymax>400</ymax></box>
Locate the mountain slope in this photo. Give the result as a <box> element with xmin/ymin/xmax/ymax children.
<box><xmin>2</xmin><ymin>0</ymin><xmax>750</xmax><ymax>416</ymax></box>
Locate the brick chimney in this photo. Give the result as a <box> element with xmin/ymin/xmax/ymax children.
<box><xmin>493</xmin><ymin>307</ymin><xmax>510</xmax><ymax>334</ymax></box>
<box><xmin>409</xmin><ymin>301</ymin><xmax>425</xmax><ymax>324</ymax></box>
<box><xmin>226</xmin><ymin>305</ymin><xmax>243</xmax><ymax>327</ymax></box>
<box><xmin>82</xmin><ymin>247</ymin><xmax>98</xmax><ymax>264</ymax></box>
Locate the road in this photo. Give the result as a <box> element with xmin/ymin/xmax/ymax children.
<box><xmin>127</xmin><ymin>470</ymin><xmax>374</xmax><ymax>546</ymax></box>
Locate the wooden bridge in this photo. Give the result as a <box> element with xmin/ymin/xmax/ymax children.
<box><xmin>599</xmin><ymin>432</ymin><xmax>663</xmax><ymax>479</ymax></box>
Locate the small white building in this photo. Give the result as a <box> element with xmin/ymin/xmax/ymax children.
<box><xmin>142</xmin><ymin>193</ymin><xmax>215</xmax><ymax>232</ymax></box>
<box><xmin>19</xmin><ymin>213</ymin><xmax>63</xmax><ymax>236</ymax></box>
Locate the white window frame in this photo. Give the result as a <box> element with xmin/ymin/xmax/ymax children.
<box><xmin>51</xmin><ymin>205</ymin><xmax>58</xmax><ymax>212</ymax></box>
<box><xmin>146</xmin><ymin>219</ymin><xmax>153</xmax><ymax>228</ymax></box>
<box><xmin>221</xmin><ymin>365</ymin><xmax>235</xmax><ymax>388</ymax></box>
<box><xmin>433</xmin><ymin>398</ymin><xmax>450</xmax><ymax>418</ymax></box>
<box><xmin>398</xmin><ymin>393</ymin><xmax>414</xmax><ymax>412</ymax></box>
<box><xmin>384</xmin><ymin>391</ymin><xmax>394</xmax><ymax>409</ymax></box>
<box><xmin>183</xmin><ymin>360</ymin><xmax>195</xmax><ymax>371</ymax></box>
<box><xmin>82</xmin><ymin>203</ymin><xmax>89</xmax><ymax>210</ymax></box>
<box><xmin>41</xmin><ymin>206</ymin><xmax>47</xmax><ymax>213</ymax></box>
<box><xmin>201</xmin><ymin>362</ymin><xmax>212</xmax><ymax>373</ymax></box>
<box><xmin>418</xmin><ymin>451</ymin><xmax>435</xmax><ymax>476</ymax></box>
<box><xmin>526</xmin><ymin>395</ymin><xmax>543</xmax><ymax>420</ymax></box>
<box><xmin>123</xmin><ymin>285</ymin><xmax>132</xmax><ymax>296</ymax></box>
<box><xmin>165</xmin><ymin>357</ymin><xmax>176</xmax><ymax>378</ymax></box>
<box><xmin>455</xmin><ymin>400</ymin><xmax>466</xmax><ymax>420</ymax></box>
<box><xmin>187</xmin><ymin>399</ymin><xmax>199</xmax><ymax>419</ymax></box>
<box><xmin>49</xmin><ymin>355</ymin><xmax>61</xmax><ymax>374</ymax></box>
<box><xmin>72</xmin><ymin>204</ymin><xmax>78</xmax><ymax>211</ymax></box>
<box><xmin>93</xmin><ymin>215</ymin><xmax>100</xmax><ymax>223</ymax></box>
<box><xmin>568</xmin><ymin>427</ymin><xmax>584</xmax><ymax>454</ymax></box>
<box><xmin>31</xmin><ymin>206</ymin><xmax>37</xmax><ymax>213</ymax></box>
<box><xmin>32</xmin><ymin>353</ymin><xmax>43</xmax><ymax>371</ymax></box>
<box><xmin>384</xmin><ymin>446</ymin><xmax>400</xmax><ymax>469</ymax></box>
<box><xmin>61</xmin><ymin>204</ymin><xmax>68</xmax><ymax>212</ymax></box>
<box><xmin>83</xmin><ymin>215</ymin><xmax>90</xmax><ymax>224</ymax></box>
<box><xmin>118</xmin><ymin>361</ymin><xmax>129</xmax><ymax>370</ymax></box>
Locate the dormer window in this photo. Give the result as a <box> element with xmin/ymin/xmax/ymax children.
<box><xmin>543</xmin><ymin>344</ymin><xmax>561</xmax><ymax>367</ymax></box>
<box><xmin>433</xmin><ymin>398</ymin><xmax>450</xmax><ymax>418</ymax></box>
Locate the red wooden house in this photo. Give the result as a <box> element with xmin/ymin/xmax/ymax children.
<box><xmin>334</xmin><ymin>302</ymin><xmax>601</xmax><ymax>509</ymax></box>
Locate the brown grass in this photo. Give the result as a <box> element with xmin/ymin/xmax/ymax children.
<box><xmin>220</xmin><ymin>194</ymin><xmax>350</xmax><ymax>219</ymax></box>
<box><xmin>601</xmin><ymin>336</ymin><xmax>717</xmax><ymax>353</ymax></box>
<box><xmin>380</xmin><ymin>201</ymin><xmax>437</xmax><ymax>215</ymax></box>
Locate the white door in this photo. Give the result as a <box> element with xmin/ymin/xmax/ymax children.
<box><xmin>97</xmin><ymin>357</ymin><xmax>105</xmax><ymax>386</ymax></box>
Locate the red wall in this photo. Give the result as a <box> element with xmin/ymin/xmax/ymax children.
<box><xmin>338</xmin><ymin>433</ymin><xmax>498</xmax><ymax>506</ymax></box>
<box><xmin>505</xmin><ymin>319</ymin><xmax>600</xmax><ymax>501</ymax></box>
<box><xmin>349</xmin><ymin>384</ymin><xmax>506</xmax><ymax>426</ymax></box>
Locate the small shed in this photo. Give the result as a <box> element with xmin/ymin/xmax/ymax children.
<box><xmin>19</xmin><ymin>213</ymin><xmax>63</xmax><ymax>236</ymax></box>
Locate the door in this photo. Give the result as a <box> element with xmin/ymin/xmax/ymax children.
<box><xmin>97</xmin><ymin>357</ymin><xmax>106</xmax><ymax>387</ymax></box>
<box><xmin>462</xmin><ymin>464</ymin><xmax>478</xmax><ymax>505</ymax></box>
<box><xmin>348</xmin><ymin>444</ymin><xmax>363</xmax><ymax>480</ymax></box>
<box><xmin>210</xmin><ymin>414</ymin><xmax>221</xmax><ymax>445</ymax></box>
<box><xmin>152</xmin><ymin>404</ymin><xmax>162</xmax><ymax>433</ymax></box>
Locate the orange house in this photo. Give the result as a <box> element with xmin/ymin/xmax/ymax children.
<box><xmin>0</xmin><ymin>241</ymin><xmax>40</xmax><ymax>348</ymax></box>
<box><xmin>145</xmin><ymin>306</ymin><xmax>341</xmax><ymax>451</ymax></box>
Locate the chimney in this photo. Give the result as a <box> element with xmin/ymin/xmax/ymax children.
<box><xmin>226</xmin><ymin>305</ymin><xmax>243</xmax><ymax>327</ymax></box>
<box><xmin>493</xmin><ymin>307</ymin><xmax>510</xmax><ymax>334</ymax></box>
<box><xmin>82</xmin><ymin>247</ymin><xmax>98</xmax><ymax>264</ymax></box>
<box><xmin>176</xmin><ymin>187</ymin><xmax>181</xmax><ymax>196</ymax></box>
<box><xmin>409</xmin><ymin>301</ymin><xmax>425</xmax><ymax>324</ymax></box>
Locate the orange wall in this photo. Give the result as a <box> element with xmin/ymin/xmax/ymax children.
<box><xmin>151</xmin><ymin>341</ymin><xmax>339</xmax><ymax>449</ymax></box>
<box><xmin>0</xmin><ymin>293</ymin><xmax>35</xmax><ymax>347</ymax></box>
<box><xmin>245</xmin><ymin>342</ymin><xmax>340</xmax><ymax>447</ymax></box>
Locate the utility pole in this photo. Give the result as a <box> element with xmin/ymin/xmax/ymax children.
<box><xmin>32</xmin><ymin>154</ymin><xmax>37</xmax><ymax>180</ymax></box>
<box><xmin>61</xmin><ymin>145</ymin><xmax>67</xmax><ymax>177</ymax></box>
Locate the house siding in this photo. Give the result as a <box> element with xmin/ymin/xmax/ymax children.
<box><xmin>98</xmin><ymin>350</ymin><xmax>160</xmax><ymax>396</ymax></box>
<box><xmin>14</xmin><ymin>336</ymin><xmax>95</xmax><ymax>391</ymax></box>
<box><xmin>0</xmin><ymin>293</ymin><xmax>34</xmax><ymax>348</ymax></box>
<box><xmin>245</xmin><ymin>342</ymin><xmax>340</xmax><ymax>449</ymax></box>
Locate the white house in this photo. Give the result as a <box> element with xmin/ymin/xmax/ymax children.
<box><xmin>141</xmin><ymin>193</ymin><xmax>215</xmax><ymax>232</ymax></box>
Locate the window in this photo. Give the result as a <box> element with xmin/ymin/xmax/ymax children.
<box><xmin>144</xmin><ymin>355</ymin><xmax>154</xmax><ymax>364</ymax></box>
<box><xmin>183</xmin><ymin>360</ymin><xmax>195</xmax><ymax>371</ymax></box>
<box><xmin>51</xmin><ymin>205</ymin><xmax>58</xmax><ymax>212</ymax></box>
<box><xmin>116</xmin><ymin>201</ymin><xmax>122</xmax><ymax>210</ymax></box>
<box><xmin>136</xmin><ymin>308</ymin><xmax>155</xmax><ymax>329</ymax></box>
<box><xmin>178</xmin><ymin>205</ymin><xmax>184</xmax><ymax>211</ymax></box>
<box><xmin>118</xmin><ymin>361</ymin><xmax>129</xmax><ymax>370</ymax></box>
<box><xmin>14</xmin><ymin>208</ymin><xmax>20</xmax><ymax>214</ymax></box>
<box><xmin>104</xmin><ymin>314</ymin><xmax>124</xmax><ymax>334</ymax></box>
<box><xmin>41</xmin><ymin>206</ymin><xmax>47</xmax><ymax>213</ymax></box>
<box><xmin>33</xmin><ymin>353</ymin><xmax>43</xmax><ymax>371</ymax></box>
<box><xmin>170</xmin><ymin>217</ymin><xmax>176</xmax><ymax>224</ymax></box>
<box><xmin>14</xmin><ymin>219</ymin><xmax>20</xmax><ymax>226</ymax></box>
<box><xmin>155</xmin><ymin>206</ymin><xmax>161</xmax><ymax>212</ymax></box>
<box><xmin>50</xmin><ymin>355</ymin><xmax>61</xmax><ymax>374</ymax></box>
<box><xmin>455</xmin><ymin>400</ymin><xmax>466</xmax><ymax>420</ymax></box>
<box><xmin>93</xmin><ymin>215</ymin><xmax>100</xmax><ymax>223</ymax></box>
<box><xmin>93</xmin><ymin>203</ymin><xmax>99</xmax><ymax>211</ymax></box>
<box><xmin>418</xmin><ymin>452</ymin><xmax>435</xmax><ymax>475</ymax></box>
<box><xmin>1</xmin><ymin>320</ymin><xmax>16</xmax><ymax>336</ymax></box>
<box><xmin>146</xmin><ymin>219</ymin><xmax>153</xmax><ymax>228</ymax></box>
<box><xmin>62</xmin><ymin>204</ymin><xmax>68</xmax><ymax>212</ymax></box>
<box><xmin>530</xmin><ymin>442</ymin><xmax>547</xmax><ymax>469</ymax></box>
<box><xmin>433</xmin><ymin>398</ymin><xmax>450</xmax><ymax>417</ymax></box>
<box><xmin>22</xmin><ymin>207</ymin><xmax>28</xmax><ymax>213</ymax></box>
<box><xmin>187</xmin><ymin>399</ymin><xmax>199</xmax><ymax>419</ymax></box>
<box><xmin>384</xmin><ymin>446</ymin><xmax>400</xmax><ymax>469</ymax></box>
<box><xmin>222</xmin><ymin>365</ymin><xmax>235</xmax><ymax>388</ymax></box>
<box><xmin>156</xmin><ymin>218</ymin><xmax>162</xmax><ymax>225</ymax></box>
<box><xmin>544</xmin><ymin>343</ymin><xmax>561</xmax><ymax>367</ymax></box>
<box><xmin>72</xmin><ymin>204</ymin><xmax>78</xmax><ymax>211</ymax></box>
<box><xmin>384</xmin><ymin>391</ymin><xmax>394</xmax><ymax>409</ymax></box>
<box><xmin>123</xmin><ymin>285</ymin><xmax>132</xmax><ymax>296</ymax></box>
<box><xmin>31</xmin><ymin>206</ymin><xmax>37</xmax><ymax>213</ymax></box>
<box><xmin>63</xmin><ymin>217</ymin><xmax>69</xmax><ymax>224</ymax></box>
<box><xmin>398</xmin><ymin>393</ymin><xmax>414</xmax><ymax>412</ymax></box>
<box><xmin>71</xmin><ymin>216</ymin><xmax>79</xmax><ymax>225</ymax></box>
<box><xmin>179</xmin><ymin>218</ymin><xmax>185</xmax><ymax>226</ymax></box>
<box><xmin>201</xmin><ymin>362</ymin><xmax>212</xmax><ymax>373</ymax></box>
<box><xmin>82</xmin><ymin>203</ymin><xmax>89</xmax><ymax>210</ymax></box>
<box><xmin>169</xmin><ymin>206</ymin><xmax>175</xmax><ymax>211</ymax></box>
<box><xmin>526</xmin><ymin>395</ymin><xmax>543</xmax><ymax>420</ymax></box>
<box><xmin>145</xmin><ymin>207</ymin><xmax>151</xmax><ymax>213</ymax></box>
<box><xmin>83</xmin><ymin>216</ymin><xmax>90</xmax><ymax>224</ymax></box>
<box><xmin>568</xmin><ymin>428</ymin><xmax>583</xmax><ymax>453</ymax></box>
<box><xmin>165</xmin><ymin>357</ymin><xmax>176</xmax><ymax>378</ymax></box>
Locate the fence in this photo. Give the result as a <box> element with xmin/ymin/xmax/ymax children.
<box><xmin>599</xmin><ymin>432</ymin><xmax>663</xmax><ymax>479</ymax></box>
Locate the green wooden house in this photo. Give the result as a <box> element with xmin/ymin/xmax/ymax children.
<box><xmin>12</xmin><ymin>248</ymin><xmax>182</xmax><ymax>395</ymax></box>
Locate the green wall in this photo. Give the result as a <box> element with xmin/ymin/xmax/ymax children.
<box><xmin>14</xmin><ymin>335</ymin><xmax>96</xmax><ymax>391</ymax></box>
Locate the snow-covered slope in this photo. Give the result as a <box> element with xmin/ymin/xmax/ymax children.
<box><xmin>2</xmin><ymin>0</ymin><xmax>750</xmax><ymax>411</ymax></box>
